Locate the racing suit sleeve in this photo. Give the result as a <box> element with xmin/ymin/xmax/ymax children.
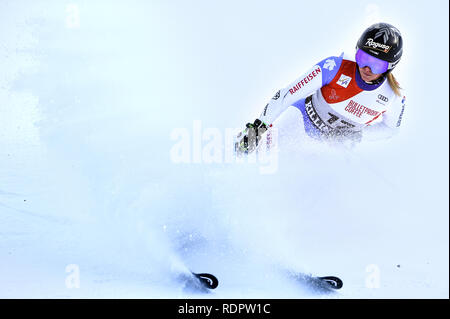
<box><xmin>258</xmin><ymin>53</ymin><xmax>344</xmax><ymax>125</ymax></box>
<box><xmin>362</xmin><ymin>93</ymin><xmax>406</xmax><ymax>141</ymax></box>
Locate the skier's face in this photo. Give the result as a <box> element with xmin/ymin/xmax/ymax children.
<box><xmin>358</xmin><ymin>66</ymin><xmax>384</xmax><ymax>82</ymax></box>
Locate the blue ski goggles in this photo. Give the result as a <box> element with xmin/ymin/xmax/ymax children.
<box><xmin>355</xmin><ymin>49</ymin><xmax>389</xmax><ymax>74</ymax></box>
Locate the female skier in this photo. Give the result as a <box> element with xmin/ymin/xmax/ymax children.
<box><xmin>236</xmin><ymin>22</ymin><xmax>406</xmax><ymax>154</ymax></box>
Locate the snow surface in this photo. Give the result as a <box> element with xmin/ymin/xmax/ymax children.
<box><xmin>0</xmin><ymin>0</ymin><xmax>448</xmax><ymax>298</ymax></box>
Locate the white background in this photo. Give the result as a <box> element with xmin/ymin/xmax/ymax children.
<box><xmin>0</xmin><ymin>0</ymin><xmax>448</xmax><ymax>298</ymax></box>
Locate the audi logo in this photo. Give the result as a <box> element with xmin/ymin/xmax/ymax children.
<box><xmin>378</xmin><ymin>94</ymin><xmax>388</xmax><ymax>102</ymax></box>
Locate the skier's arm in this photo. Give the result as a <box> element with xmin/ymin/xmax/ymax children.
<box><xmin>362</xmin><ymin>94</ymin><xmax>406</xmax><ymax>141</ymax></box>
<box><xmin>259</xmin><ymin>53</ymin><xmax>344</xmax><ymax>126</ymax></box>
<box><xmin>235</xmin><ymin>54</ymin><xmax>343</xmax><ymax>155</ymax></box>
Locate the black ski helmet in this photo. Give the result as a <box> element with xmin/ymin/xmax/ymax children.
<box><xmin>356</xmin><ymin>22</ymin><xmax>403</xmax><ymax>72</ymax></box>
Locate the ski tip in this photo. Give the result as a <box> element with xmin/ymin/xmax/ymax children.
<box><xmin>192</xmin><ymin>272</ymin><xmax>219</xmax><ymax>290</ymax></box>
<box><xmin>318</xmin><ymin>276</ymin><xmax>343</xmax><ymax>289</ymax></box>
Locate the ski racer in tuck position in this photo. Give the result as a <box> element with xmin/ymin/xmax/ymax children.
<box><xmin>235</xmin><ymin>22</ymin><xmax>406</xmax><ymax>154</ymax></box>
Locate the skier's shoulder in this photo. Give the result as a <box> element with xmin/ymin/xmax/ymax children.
<box><xmin>381</xmin><ymin>76</ymin><xmax>406</xmax><ymax>128</ymax></box>
<box><xmin>314</xmin><ymin>52</ymin><xmax>346</xmax><ymax>85</ymax></box>
<box><xmin>316</xmin><ymin>52</ymin><xmax>345</xmax><ymax>71</ymax></box>
<box><xmin>383</xmin><ymin>76</ymin><xmax>406</xmax><ymax>107</ymax></box>
<box><xmin>390</xmin><ymin>88</ymin><xmax>407</xmax><ymax>119</ymax></box>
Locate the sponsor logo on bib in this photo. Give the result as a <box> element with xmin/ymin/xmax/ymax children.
<box><xmin>336</xmin><ymin>74</ymin><xmax>352</xmax><ymax>88</ymax></box>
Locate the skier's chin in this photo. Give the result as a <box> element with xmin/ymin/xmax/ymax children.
<box><xmin>359</xmin><ymin>68</ymin><xmax>381</xmax><ymax>82</ymax></box>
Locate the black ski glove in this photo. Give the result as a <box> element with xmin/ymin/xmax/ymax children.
<box><xmin>235</xmin><ymin>119</ymin><xmax>268</xmax><ymax>155</ymax></box>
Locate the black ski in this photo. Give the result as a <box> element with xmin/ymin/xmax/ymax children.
<box><xmin>192</xmin><ymin>272</ymin><xmax>219</xmax><ymax>289</ymax></box>
<box><xmin>179</xmin><ymin>271</ymin><xmax>219</xmax><ymax>293</ymax></box>
<box><xmin>289</xmin><ymin>271</ymin><xmax>343</xmax><ymax>291</ymax></box>
<box><xmin>317</xmin><ymin>276</ymin><xmax>343</xmax><ymax>290</ymax></box>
